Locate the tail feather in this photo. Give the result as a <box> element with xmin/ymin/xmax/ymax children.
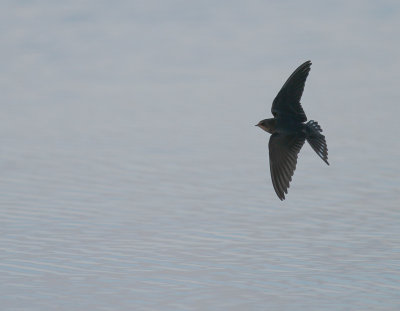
<box><xmin>306</xmin><ymin>120</ymin><xmax>329</xmax><ymax>165</ymax></box>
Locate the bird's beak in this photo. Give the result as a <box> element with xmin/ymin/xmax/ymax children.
<box><xmin>255</xmin><ymin>124</ymin><xmax>259</xmax><ymax>127</ymax></box>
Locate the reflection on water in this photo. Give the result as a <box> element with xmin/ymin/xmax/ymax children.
<box><xmin>1</xmin><ymin>1</ymin><xmax>400</xmax><ymax>310</ymax></box>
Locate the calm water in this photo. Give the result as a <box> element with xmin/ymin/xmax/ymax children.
<box><xmin>1</xmin><ymin>1</ymin><xmax>400</xmax><ymax>310</ymax></box>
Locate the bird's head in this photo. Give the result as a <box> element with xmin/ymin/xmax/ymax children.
<box><xmin>255</xmin><ymin>118</ymin><xmax>275</xmax><ymax>134</ymax></box>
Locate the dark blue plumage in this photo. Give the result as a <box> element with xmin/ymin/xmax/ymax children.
<box><xmin>256</xmin><ymin>61</ymin><xmax>329</xmax><ymax>200</ymax></box>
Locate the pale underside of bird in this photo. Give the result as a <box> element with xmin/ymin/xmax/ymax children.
<box><xmin>256</xmin><ymin>61</ymin><xmax>329</xmax><ymax>200</ymax></box>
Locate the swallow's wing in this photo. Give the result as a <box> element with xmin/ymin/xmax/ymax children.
<box><xmin>271</xmin><ymin>61</ymin><xmax>311</xmax><ymax>122</ymax></box>
<box><xmin>268</xmin><ymin>133</ymin><xmax>305</xmax><ymax>200</ymax></box>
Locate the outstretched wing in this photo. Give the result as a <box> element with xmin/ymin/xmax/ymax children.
<box><xmin>271</xmin><ymin>61</ymin><xmax>311</xmax><ymax>122</ymax></box>
<box><xmin>268</xmin><ymin>133</ymin><xmax>305</xmax><ymax>200</ymax></box>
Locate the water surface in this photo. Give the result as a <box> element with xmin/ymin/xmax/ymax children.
<box><xmin>1</xmin><ymin>1</ymin><xmax>400</xmax><ymax>310</ymax></box>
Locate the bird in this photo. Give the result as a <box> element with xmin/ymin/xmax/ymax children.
<box><xmin>255</xmin><ymin>60</ymin><xmax>329</xmax><ymax>200</ymax></box>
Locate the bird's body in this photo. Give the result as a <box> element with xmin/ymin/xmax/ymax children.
<box><xmin>256</xmin><ymin>61</ymin><xmax>329</xmax><ymax>200</ymax></box>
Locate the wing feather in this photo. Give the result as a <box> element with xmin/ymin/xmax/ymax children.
<box><xmin>268</xmin><ymin>133</ymin><xmax>305</xmax><ymax>200</ymax></box>
<box><xmin>271</xmin><ymin>61</ymin><xmax>311</xmax><ymax>122</ymax></box>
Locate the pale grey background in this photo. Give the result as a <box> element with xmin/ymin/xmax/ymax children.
<box><xmin>1</xmin><ymin>1</ymin><xmax>399</xmax><ymax>310</ymax></box>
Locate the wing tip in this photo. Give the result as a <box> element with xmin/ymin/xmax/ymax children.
<box><xmin>302</xmin><ymin>60</ymin><xmax>312</xmax><ymax>73</ymax></box>
<box><xmin>275</xmin><ymin>189</ymin><xmax>285</xmax><ymax>201</ymax></box>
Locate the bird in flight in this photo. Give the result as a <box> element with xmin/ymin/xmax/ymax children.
<box><xmin>256</xmin><ymin>61</ymin><xmax>329</xmax><ymax>200</ymax></box>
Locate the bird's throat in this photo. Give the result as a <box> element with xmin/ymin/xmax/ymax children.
<box><xmin>263</xmin><ymin>118</ymin><xmax>276</xmax><ymax>134</ymax></box>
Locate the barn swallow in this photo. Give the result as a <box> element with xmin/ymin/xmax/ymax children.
<box><xmin>256</xmin><ymin>61</ymin><xmax>329</xmax><ymax>200</ymax></box>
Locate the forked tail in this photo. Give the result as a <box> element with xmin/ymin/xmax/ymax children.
<box><xmin>306</xmin><ymin>120</ymin><xmax>329</xmax><ymax>165</ymax></box>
